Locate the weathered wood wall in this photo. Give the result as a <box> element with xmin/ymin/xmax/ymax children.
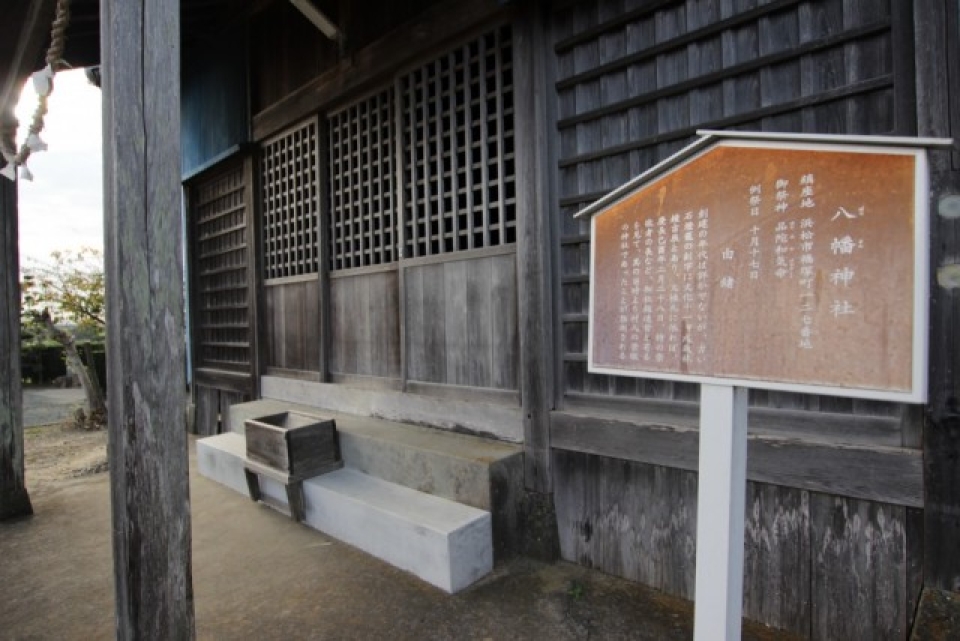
<box><xmin>252</xmin><ymin>8</ymin><xmax>524</xmax><ymax>409</ymax></box>
<box><xmin>263</xmin><ymin>278</ymin><xmax>322</xmax><ymax>376</ymax></box>
<box><xmin>547</xmin><ymin>0</ymin><xmax>924</xmax><ymax>638</ymax></box>
<box><xmin>554</xmin><ymin>450</ymin><xmax>917</xmax><ymax>639</ymax></box>
<box><xmin>329</xmin><ymin>270</ymin><xmax>400</xmax><ymax>381</ymax></box>
<box><xmin>181</xmin><ymin>22</ymin><xmax>248</xmax><ymax>175</ymax></box>
<box><xmin>404</xmin><ymin>253</ymin><xmax>518</xmax><ymax>391</ymax></box>
<box><xmin>915</xmin><ymin>0</ymin><xmax>960</xmax><ymax>594</ymax></box>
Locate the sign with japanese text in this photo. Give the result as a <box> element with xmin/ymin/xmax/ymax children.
<box><xmin>584</xmin><ymin>135</ymin><xmax>929</xmax><ymax>402</ymax></box>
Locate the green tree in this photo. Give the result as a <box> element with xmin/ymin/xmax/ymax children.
<box><xmin>21</xmin><ymin>248</ymin><xmax>106</xmax><ymax>428</ymax></box>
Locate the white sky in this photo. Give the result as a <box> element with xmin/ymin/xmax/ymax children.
<box><xmin>14</xmin><ymin>68</ymin><xmax>103</xmax><ymax>264</ymax></box>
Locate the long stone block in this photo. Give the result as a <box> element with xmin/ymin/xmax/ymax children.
<box><xmin>195</xmin><ymin>434</ymin><xmax>493</xmax><ymax>593</ymax></box>
<box><xmin>302</xmin><ymin>468</ymin><xmax>492</xmax><ymax>594</ymax></box>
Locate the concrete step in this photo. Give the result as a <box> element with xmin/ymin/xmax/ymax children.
<box><xmin>197</xmin><ymin>432</ymin><xmax>493</xmax><ymax>593</ymax></box>
<box><xmin>225</xmin><ymin>399</ymin><xmax>525</xmax><ymax>559</ymax></box>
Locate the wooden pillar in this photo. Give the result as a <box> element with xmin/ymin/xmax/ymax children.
<box><xmin>100</xmin><ymin>0</ymin><xmax>195</xmax><ymax>637</ymax></box>
<box><xmin>0</xmin><ymin>107</ymin><xmax>33</xmax><ymax>521</ymax></box>
<box><xmin>514</xmin><ymin>0</ymin><xmax>556</xmax><ymax>494</ymax></box>
<box><xmin>916</xmin><ymin>0</ymin><xmax>960</xmax><ymax>592</ymax></box>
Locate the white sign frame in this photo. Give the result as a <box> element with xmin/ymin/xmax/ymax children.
<box><xmin>581</xmin><ymin>132</ymin><xmax>935</xmax><ymax>404</ymax></box>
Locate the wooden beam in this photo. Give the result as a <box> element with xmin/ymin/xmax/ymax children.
<box><xmin>514</xmin><ymin>0</ymin><xmax>555</xmax><ymax>493</ymax></box>
<box><xmin>0</xmin><ymin>106</ymin><xmax>32</xmax><ymax>521</ymax></box>
<box><xmin>552</xmin><ymin>411</ymin><xmax>924</xmax><ymax>508</ymax></box>
<box><xmin>915</xmin><ymin>0</ymin><xmax>960</xmax><ymax>593</ymax></box>
<box><xmin>100</xmin><ymin>0</ymin><xmax>195</xmax><ymax>636</ymax></box>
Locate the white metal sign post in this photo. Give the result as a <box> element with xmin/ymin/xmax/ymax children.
<box><xmin>576</xmin><ymin>130</ymin><xmax>942</xmax><ymax>641</ymax></box>
<box><xmin>693</xmin><ymin>384</ymin><xmax>748</xmax><ymax>639</ymax></box>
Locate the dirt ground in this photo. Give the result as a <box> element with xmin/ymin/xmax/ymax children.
<box><xmin>23</xmin><ymin>421</ymin><xmax>108</xmax><ymax>494</ymax></box>
<box><xmin>9</xmin><ymin>390</ymin><xmax>800</xmax><ymax>640</ymax></box>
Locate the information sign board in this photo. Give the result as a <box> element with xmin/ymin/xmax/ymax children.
<box><xmin>584</xmin><ymin>135</ymin><xmax>929</xmax><ymax>402</ymax></box>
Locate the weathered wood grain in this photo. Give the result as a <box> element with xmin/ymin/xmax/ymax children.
<box><xmin>101</xmin><ymin>0</ymin><xmax>194</xmax><ymax>636</ymax></box>
<box><xmin>405</xmin><ymin>254</ymin><xmax>519</xmax><ymax>391</ymax></box>
<box><xmin>915</xmin><ymin>0</ymin><xmax>960</xmax><ymax>594</ymax></box>
<box><xmin>0</xmin><ymin>109</ymin><xmax>32</xmax><ymax>520</ymax></box>
<box><xmin>810</xmin><ymin>495</ymin><xmax>908</xmax><ymax>639</ymax></box>
<box><xmin>553</xmin><ymin>449</ymin><xmax>699</xmax><ymax>599</ymax></box>
<box><xmin>329</xmin><ymin>271</ymin><xmax>400</xmax><ymax>379</ymax></box>
<box><xmin>554</xmin><ymin>448</ymin><xmax>913</xmax><ymax>639</ymax></box>
<box><xmin>263</xmin><ymin>278</ymin><xmax>321</xmax><ymax>374</ymax></box>
<box><xmin>742</xmin><ymin>484</ymin><xmax>810</xmax><ymax>635</ymax></box>
<box><xmin>515</xmin><ymin>0</ymin><xmax>556</xmax><ymax>493</ymax></box>
<box><xmin>195</xmin><ymin>385</ymin><xmax>220</xmax><ymax>437</ymax></box>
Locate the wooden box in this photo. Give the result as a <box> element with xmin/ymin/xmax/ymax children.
<box><xmin>244</xmin><ymin>411</ymin><xmax>340</xmax><ymax>478</ymax></box>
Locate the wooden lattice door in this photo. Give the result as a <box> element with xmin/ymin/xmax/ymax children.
<box><xmin>185</xmin><ymin>152</ymin><xmax>258</xmax><ymax>435</ymax></box>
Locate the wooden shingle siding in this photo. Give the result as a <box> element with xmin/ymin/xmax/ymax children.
<box><xmin>553</xmin><ymin>0</ymin><xmax>911</xmax><ymax>433</ymax></box>
<box><xmin>548</xmin><ymin>2</ymin><xmax>923</xmax><ymax>637</ymax></box>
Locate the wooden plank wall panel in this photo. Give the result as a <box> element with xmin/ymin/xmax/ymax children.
<box><xmin>405</xmin><ymin>253</ymin><xmax>519</xmax><ymax>390</ymax></box>
<box><xmin>329</xmin><ymin>272</ymin><xmax>401</xmax><ymax>379</ymax></box>
<box><xmin>552</xmin><ymin>0</ymin><xmax>910</xmax><ymax>434</ymax></box>
<box><xmin>742</xmin><ymin>484</ymin><xmax>811</xmax><ymax>635</ymax></box>
<box><xmin>553</xmin><ymin>449</ymin><xmax>698</xmax><ymax>599</ymax></box>
<box><xmin>810</xmin><ymin>495</ymin><xmax>909</xmax><ymax>640</ymax></box>
<box><xmin>554</xmin><ymin>449</ymin><xmax>911</xmax><ymax>639</ymax></box>
<box><xmin>263</xmin><ymin>279</ymin><xmax>321</xmax><ymax>373</ymax></box>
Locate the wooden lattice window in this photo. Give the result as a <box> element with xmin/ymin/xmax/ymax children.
<box><xmin>400</xmin><ymin>25</ymin><xmax>516</xmax><ymax>258</ymax></box>
<box><xmin>328</xmin><ymin>89</ymin><xmax>396</xmax><ymax>270</ymax></box>
<box><xmin>192</xmin><ymin>163</ymin><xmax>250</xmax><ymax>370</ymax></box>
<box><xmin>261</xmin><ymin>118</ymin><xmax>320</xmax><ymax>279</ymax></box>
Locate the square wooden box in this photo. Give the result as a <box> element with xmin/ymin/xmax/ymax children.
<box><xmin>244</xmin><ymin>411</ymin><xmax>340</xmax><ymax>479</ymax></box>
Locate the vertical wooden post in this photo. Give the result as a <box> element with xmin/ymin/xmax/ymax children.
<box><xmin>101</xmin><ymin>0</ymin><xmax>195</xmax><ymax>637</ymax></box>
<box><xmin>0</xmin><ymin>107</ymin><xmax>33</xmax><ymax>521</ymax></box>
<box><xmin>915</xmin><ymin>0</ymin><xmax>960</xmax><ymax>593</ymax></box>
<box><xmin>693</xmin><ymin>384</ymin><xmax>749</xmax><ymax>641</ymax></box>
<box><xmin>514</xmin><ymin>0</ymin><xmax>555</xmax><ymax>493</ymax></box>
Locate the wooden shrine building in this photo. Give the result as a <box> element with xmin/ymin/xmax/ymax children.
<box><xmin>3</xmin><ymin>0</ymin><xmax>960</xmax><ymax>638</ymax></box>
